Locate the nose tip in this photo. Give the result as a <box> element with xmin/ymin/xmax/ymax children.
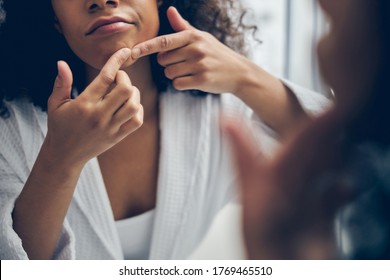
<box><xmin>88</xmin><ymin>0</ymin><xmax>119</xmax><ymax>13</ymax></box>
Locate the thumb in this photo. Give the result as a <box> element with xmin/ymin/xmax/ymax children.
<box><xmin>167</xmin><ymin>6</ymin><xmax>193</xmax><ymax>32</ymax></box>
<box><xmin>49</xmin><ymin>61</ymin><xmax>73</xmax><ymax>110</ymax></box>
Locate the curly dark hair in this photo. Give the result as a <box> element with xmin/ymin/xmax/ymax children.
<box><xmin>0</xmin><ymin>0</ymin><xmax>251</xmax><ymax>117</ymax></box>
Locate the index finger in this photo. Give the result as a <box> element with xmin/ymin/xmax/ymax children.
<box><xmin>88</xmin><ymin>48</ymin><xmax>132</xmax><ymax>95</ymax></box>
<box><xmin>131</xmin><ymin>31</ymin><xmax>193</xmax><ymax>60</ymax></box>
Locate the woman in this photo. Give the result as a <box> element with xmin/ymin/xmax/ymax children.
<box><xmin>0</xmin><ymin>0</ymin><xmax>327</xmax><ymax>259</ymax></box>
<box><xmin>225</xmin><ymin>0</ymin><xmax>390</xmax><ymax>259</ymax></box>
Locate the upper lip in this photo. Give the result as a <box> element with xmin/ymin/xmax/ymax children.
<box><xmin>86</xmin><ymin>16</ymin><xmax>133</xmax><ymax>35</ymax></box>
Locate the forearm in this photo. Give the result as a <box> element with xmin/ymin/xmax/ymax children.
<box><xmin>12</xmin><ymin>140</ymin><xmax>84</xmax><ymax>260</ymax></box>
<box><xmin>234</xmin><ymin>60</ymin><xmax>310</xmax><ymax>138</ymax></box>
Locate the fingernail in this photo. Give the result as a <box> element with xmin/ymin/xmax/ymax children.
<box><xmin>132</xmin><ymin>48</ymin><xmax>141</xmax><ymax>59</ymax></box>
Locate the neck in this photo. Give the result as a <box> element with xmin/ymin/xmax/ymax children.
<box><xmin>86</xmin><ymin>57</ymin><xmax>159</xmax><ymax>121</ymax></box>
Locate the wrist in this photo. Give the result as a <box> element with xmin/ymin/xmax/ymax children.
<box><xmin>38</xmin><ymin>137</ymin><xmax>86</xmax><ymax>179</ymax></box>
<box><xmin>233</xmin><ymin>59</ymin><xmax>266</xmax><ymax>100</ymax></box>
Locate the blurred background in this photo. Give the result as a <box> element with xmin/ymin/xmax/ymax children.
<box><xmin>243</xmin><ymin>0</ymin><xmax>328</xmax><ymax>93</ymax></box>
<box><xmin>190</xmin><ymin>0</ymin><xmax>329</xmax><ymax>259</ymax></box>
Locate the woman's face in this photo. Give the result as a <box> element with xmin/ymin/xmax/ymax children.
<box><xmin>317</xmin><ymin>0</ymin><xmax>382</xmax><ymax>111</ymax></box>
<box><xmin>51</xmin><ymin>0</ymin><xmax>162</xmax><ymax>69</ymax></box>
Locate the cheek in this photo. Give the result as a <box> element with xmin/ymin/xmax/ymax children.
<box><xmin>140</xmin><ymin>11</ymin><xmax>160</xmax><ymax>41</ymax></box>
<box><xmin>60</xmin><ymin>25</ymin><xmax>100</xmax><ymax>68</ymax></box>
<box><xmin>61</xmin><ymin>27</ymin><xmax>86</xmax><ymax>55</ymax></box>
<box><xmin>133</xmin><ymin>1</ymin><xmax>161</xmax><ymax>41</ymax></box>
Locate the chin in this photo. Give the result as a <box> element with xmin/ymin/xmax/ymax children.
<box><xmin>86</xmin><ymin>48</ymin><xmax>132</xmax><ymax>70</ymax></box>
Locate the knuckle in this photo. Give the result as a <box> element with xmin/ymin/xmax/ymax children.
<box><xmin>164</xmin><ymin>67</ymin><xmax>174</xmax><ymax>79</ymax></box>
<box><xmin>124</xmin><ymin>100</ymin><xmax>139</xmax><ymax>115</ymax></box>
<box><xmin>159</xmin><ymin>36</ymin><xmax>172</xmax><ymax>50</ymax></box>
<box><xmin>77</xmin><ymin>103</ymin><xmax>105</xmax><ymax>129</ymax></box>
<box><xmin>107</xmin><ymin>126</ymin><xmax>118</xmax><ymax>138</ymax></box>
<box><xmin>197</xmin><ymin>59</ymin><xmax>208</xmax><ymax>71</ymax></box>
<box><xmin>140</xmin><ymin>44</ymin><xmax>151</xmax><ymax>56</ymax></box>
<box><xmin>76</xmin><ymin>102</ymin><xmax>93</xmax><ymax>117</ymax></box>
<box><xmin>132</xmin><ymin>86</ymin><xmax>140</xmax><ymax>99</ymax></box>
<box><xmin>188</xmin><ymin>29</ymin><xmax>201</xmax><ymax>41</ymax></box>
<box><xmin>192</xmin><ymin>44</ymin><xmax>206</xmax><ymax>59</ymax></box>
<box><xmin>119</xmin><ymin>111</ymin><xmax>143</xmax><ymax>135</ymax></box>
<box><xmin>99</xmin><ymin>72</ymin><xmax>115</xmax><ymax>86</ymax></box>
<box><xmin>117</xmin><ymin>89</ymin><xmax>131</xmax><ymax>102</ymax></box>
<box><xmin>118</xmin><ymin>83</ymin><xmax>133</xmax><ymax>96</ymax></box>
<box><xmin>198</xmin><ymin>72</ymin><xmax>212</xmax><ymax>84</ymax></box>
<box><xmin>132</xmin><ymin>113</ymin><xmax>143</xmax><ymax>128</ymax></box>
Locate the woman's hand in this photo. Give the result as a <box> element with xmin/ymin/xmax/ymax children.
<box><xmin>131</xmin><ymin>7</ymin><xmax>249</xmax><ymax>95</ymax></box>
<box><xmin>13</xmin><ymin>48</ymin><xmax>143</xmax><ymax>259</ymax></box>
<box><xmin>223</xmin><ymin>112</ymin><xmax>348</xmax><ymax>259</ymax></box>
<box><xmin>45</xmin><ymin>48</ymin><xmax>143</xmax><ymax>168</ymax></box>
<box><xmin>132</xmin><ymin>7</ymin><xmax>309</xmax><ymax>137</ymax></box>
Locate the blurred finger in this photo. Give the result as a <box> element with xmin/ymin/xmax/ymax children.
<box><xmin>221</xmin><ymin>119</ymin><xmax>264</xmax><ymax>193</ymax></box>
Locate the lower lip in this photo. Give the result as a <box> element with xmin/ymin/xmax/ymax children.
<box><xmin>90</xmin><ymin>22</ymin><xmax>134</xmax><ymax>36</ymax></box>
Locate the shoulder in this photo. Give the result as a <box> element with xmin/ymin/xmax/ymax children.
<box><xmin>0</xmin><ymin>98</ymin><xmax>46</xmax><ymax>157</ymax></box>
<box><xmin>0</xmin><ymin>100</ymin><xmax>24</xmax><ymax>144</ymax></box>
<box><xmin>0</xmin><ymin>98</ymin><xmax>43</xmax><ymax>129</ymax></box>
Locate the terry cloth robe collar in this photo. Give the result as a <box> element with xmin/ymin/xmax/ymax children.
<box><xmin>149</xmin><ymin>91</ymin><xmax>216</xmax><ymax>259</ymax></box>
<box><xmin>13</xmin><ymin>91</ymin><xmax>222</xmax><ymax>260</ymax></box>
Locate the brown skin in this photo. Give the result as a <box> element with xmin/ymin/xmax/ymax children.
<box><xmin>13</xmin><ymin>0</ymin><xmax>311</xmax><ymax>259</ymax></box>
<box><xmin>224</xmin><ymin>0</ymin><xmax>382</xmax><ymax>259</ymax></box>
<box><xmin>98</xmin><ymin>106</ymin><xmax>160</xmax><ymax>220</ymax></box>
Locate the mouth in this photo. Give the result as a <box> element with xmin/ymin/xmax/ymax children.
<box><xmin>86</xmin><ymin>17</ymin><xmax>134</xmax><ymax>36</ymax></box>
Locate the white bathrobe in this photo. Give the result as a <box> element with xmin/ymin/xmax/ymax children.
<box><xmin>0</xmin><ymin>83</ymin><xmax>329</xmax><ymax>259</ymax></box>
